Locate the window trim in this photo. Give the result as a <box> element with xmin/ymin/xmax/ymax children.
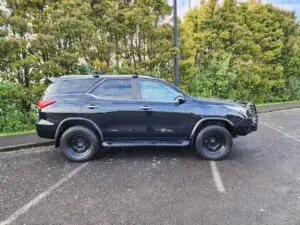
<box><xmin>86</xmin><ymin>78</ymin><xmax>136</xmax><ymax>101</ymax></box>
<box><xmin>137</xmin><ymin>78</ymin><xmax>185</xmax><ymax>103</ymax></box>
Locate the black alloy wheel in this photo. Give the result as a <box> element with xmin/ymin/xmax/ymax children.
<box><xmin>195</xmin><ymin>125</ymin><xmax>232</xmax><ymax>160</ymax></box>
<box><xmin>60</xmin><ymin>126</ymin><xmax>100</xmax><ymax>162</ymax></box>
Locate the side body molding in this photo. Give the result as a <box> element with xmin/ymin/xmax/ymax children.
<box><xmin>189</xmin><ymin>117</ymin><xmax>234</xmax><ymax>143</ymax></box>
<box><xmin>55</xmin><ymin>117</ymin><xmax>104</xmax><ymax>141</ymax></box>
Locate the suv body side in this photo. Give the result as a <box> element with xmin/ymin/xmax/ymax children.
<box><xmin>37</xmin><ymin>75</ymin><xmax>257</xmax><ymax>147</ymax></box>
<box><xmin>82</xmin><ymin>77</ymin><xmax>193</xmax><ymax>142</ymax></box>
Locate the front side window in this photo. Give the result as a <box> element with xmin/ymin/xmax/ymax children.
<box><xmin>91</xmin><ymin>79</ymin><xmax>132</xmax><ymax>100</ymax></box>
<box><xmin>140</xmin><ymin>80</ymin><xmax>180</xmax><ymax>101</ymax></box>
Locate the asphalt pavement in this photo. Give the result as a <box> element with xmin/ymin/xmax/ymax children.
<box><xmin>0</xmin><ymin>108</ymin><xmax>299</xmax><ymax>225</ymax></box>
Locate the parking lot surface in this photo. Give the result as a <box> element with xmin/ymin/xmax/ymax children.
<box><xmin>0</xmin><ymin>108</ymin><xmax>300</xmax><ymax>225</ymax></box>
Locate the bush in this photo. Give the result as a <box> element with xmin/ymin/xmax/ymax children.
<box><xmin>0</xmin><ymin>83</ymin><xmax>37</xmax><ymax>132</ymax></box>
<box><xmin>0</xmin><ymin>104</ymin><xmax>36</xmax><ymax>132</ymax></box>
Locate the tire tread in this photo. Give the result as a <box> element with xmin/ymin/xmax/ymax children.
<box><xmin>195</xmin><ymin>125</ymin><xmax>232</xmax><ymax>160</ymax></box>
<box><xmin>60</xmin><ymin>125</ymin><xmax>100</xmax><ymax>162</ymax></box>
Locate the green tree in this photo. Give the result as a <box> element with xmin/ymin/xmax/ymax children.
<box><xmin>180</xmin><ymin>0</ymin><xmax>300</xmax><ymax>103</ymax></box>
<box><xmin>0</xmin><ymin>0</ymin><xmax>175</xmax><ymax>114</ymax></box>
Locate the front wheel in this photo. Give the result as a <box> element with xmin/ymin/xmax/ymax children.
<box><xmin>195</xmin><ymin>125</ymin><xmax>232</xmax><ymax>160</ymax></box>
<box><xmin>60</xmin><ymin>126</ymin><xmax>100</xmax><ymax>162</ymax></box>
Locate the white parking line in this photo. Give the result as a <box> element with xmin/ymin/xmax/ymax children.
<box><xmin>0</xmin><ymin>163</ymin><xmax>88</xmax><ymax>225</ymax></box>
<box><xmin>209</xmin><ymin>161</ymin><xmax>225</xmax><ymax>193</ymax></box>
<box><xmin>261</xmin><ymin>122</ymin><xmax>300</xmax><ymax>143</ymax></box>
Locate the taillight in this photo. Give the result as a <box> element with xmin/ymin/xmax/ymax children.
<box><xmin>37</xmin><ymin>100</ymin><xmax>56</xmax><ymax>109</ymax></box>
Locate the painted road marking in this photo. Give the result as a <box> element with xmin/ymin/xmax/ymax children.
<box><xmin>209</xmin><ymin>161</ymin><xmax>225</xmax><ymax>193</ymax></box>
<box><xmin>261</xmin><ymin>122</ymin><xmax>300</xmax><ymax>143</ymax></box>
<box><xmin>0</xmin><ymin>163</ymin><xmax>88</xmax><ymax>225</ymax></box>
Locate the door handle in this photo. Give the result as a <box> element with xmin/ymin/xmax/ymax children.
<box><xmin>85</xmin><ymin>105</ymin><xmax>99</xmax><ymax>109</ymax></box>
<box><xmin>139</xmin><ymin>106</ymin><xmax>152</xmax><ymax>110</ymax></box>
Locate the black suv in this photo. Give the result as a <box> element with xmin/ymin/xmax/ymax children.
<box><xmin>36</xmin><ymin>75</ymin><xmax>258</xmax><ymax>162</ymax></box>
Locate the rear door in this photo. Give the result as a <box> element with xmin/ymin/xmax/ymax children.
<box><xmin>82</xmin><ymin>78</ymin><xmax>148</xmax><ymax>141</ymax></box>
<box><xmin>136</xmin><ymin>79</ymin><xmax>191</xmax><ymax>139</ymax></box>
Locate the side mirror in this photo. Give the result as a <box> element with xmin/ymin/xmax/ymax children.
<box><xmin>175</xmin><ymin>95</ymin><xmax>186</xmax><ymax>105</ymax></box>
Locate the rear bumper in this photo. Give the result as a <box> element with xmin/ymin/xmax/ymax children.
<box><xmin>36</xmin><ymin>120</ymin><xmax>56</xmax><ymax>139</ymax></box>
<box><xmin>234</xmin><ymin>116</ymin><xmax>258</xmax><ymax>136</ymax></box>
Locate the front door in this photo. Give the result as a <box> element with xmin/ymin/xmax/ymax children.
<box><xmin>137</xmin><ymin>79</ymin><xmax>191</xmax><ymax>139</ymax></box>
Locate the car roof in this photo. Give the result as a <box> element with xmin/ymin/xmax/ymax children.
<box><xmin>48</xmin><ymin>74</ymin><xmax>153</xmax><ymax>82</ymax></box>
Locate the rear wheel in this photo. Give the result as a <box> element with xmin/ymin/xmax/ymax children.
<box><xmin>60</xmin><ymin>126</ymin><xmax>100</xmax><ymax>162</ymax></box>
<box><xmin>195</xmin><ymin>125</ymin><xmax>232</xmax><ymax>160</ymax></box>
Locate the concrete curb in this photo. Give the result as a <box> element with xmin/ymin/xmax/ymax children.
<box><xmin>0</xmin><ymin>102</ymin><xmax>299</xmax><ymax>152</ymax></box>
<box><xmin>0</xmin><ymin>140</ymin><xmax>55</xmax><ymax>152</ymax></box>
<box><xmin>257</xmin><ymin>102</ymin><xmax>300</xmax><ymax>113</ymax></box>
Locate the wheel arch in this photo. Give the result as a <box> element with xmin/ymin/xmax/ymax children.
<box><xmin>55</xmin><ymin>117</ymin><xmax>103</xmax><ymax>148</ymax></box>
<box><xmin>190</xmin><ymin>117</ymin><xmax>234</xmax><ymax>146</ymax></box>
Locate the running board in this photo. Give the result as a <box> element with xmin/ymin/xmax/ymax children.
<box><xmin>102</xmin><ymin>140</ymin><xmax>190</xmax><ymax>147</ymax></box>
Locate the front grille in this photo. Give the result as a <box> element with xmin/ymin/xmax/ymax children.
<box><xmin>246</xmin><ymin>103</ymin><xmax>258</xmax><ymax>130</ymax></box>
<box><xmin>246</xmin><ymin>103</ymin><xmax>257</xmax><ymax>115</ymax></box>
<box><xmin>250</xmin><ymin>104</ymin><xmax>257</xmax><ymax>115</ymax></box>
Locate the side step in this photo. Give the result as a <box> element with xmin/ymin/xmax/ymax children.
<box><xmin>102</xmin><ymin>140</ymin><xmax>190</xmax><ymax>147</ymax></box>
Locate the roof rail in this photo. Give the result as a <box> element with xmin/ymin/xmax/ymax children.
<box><xmin>133</xmin><ymin>72</ymin><xmax>139</xmax><ymax>78</ymax></box>
<box><xmin>93</xmin><ymin>71</ymin><xmax>102</xmax><ymax>78</ymax></box>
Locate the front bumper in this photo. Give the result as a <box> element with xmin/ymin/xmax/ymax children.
<box><xmin>233</xmin><ymin>103</ymin><xmax>258</xmax><ymax>135</ymax></box>
<box><xmin>234</xmin><ymin>117</ymin><xmax>258</xmax><ymax>135</ymax></box>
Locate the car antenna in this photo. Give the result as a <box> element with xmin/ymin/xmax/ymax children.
<box><xmin>93</xmin><ymin>70</ymin><xmax>102</xmax><ymax>78</ymax></box>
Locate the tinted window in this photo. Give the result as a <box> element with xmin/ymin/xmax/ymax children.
<box><xmin>140</xmin><ymin>80</ymin><xmax>180</xmax><ymax>101</ymax></box>
<box><xmin>46</xmin><ymin>79</ymin><xmax>97</xmax><ymax>96</ymax></box>
<box><xmin>91</xmin><ymin>79</ymin><xmax>132</xmax><ymax>99</ymax></box>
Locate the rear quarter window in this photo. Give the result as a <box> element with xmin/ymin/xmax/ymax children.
<box><xmin>45</xmin><ymin>79</ymin><xmax>98</xmax><ymax>97</ymax></box>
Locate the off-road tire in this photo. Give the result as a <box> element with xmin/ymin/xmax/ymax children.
<box><xmin>60</xmin><ymin>126</ymin><xmax>100</xmax><ymax>162</ymax></box>
<box><xmin>195</xmin><ymin>125</ymin><xmax>232</xmax><ymax>160</ymax></box>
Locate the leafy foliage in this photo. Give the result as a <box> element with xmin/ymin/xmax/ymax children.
<box><xmin>180</xmin><ymin>0</ymin><xmax>300</xmax><ymax>102</ymax></box>
<box><xmin>0</xmin><ymin>83</ymin><xmax>36</xmax><ymax>132</ymax></box>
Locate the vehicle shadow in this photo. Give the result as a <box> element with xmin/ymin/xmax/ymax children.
<box><xmin>92</xmin><ymin>141</ymin><xmax>252</xmax><ymax>162</ymax></box>
<box><xmin>94</xmin><ymin>147</ymin><xmax>200</xmax><ymax>161</ymax></box>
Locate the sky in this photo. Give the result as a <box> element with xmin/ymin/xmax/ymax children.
<box><xmin>168</xmin><ymin>0</ymin><xmax>300</xmax><ymax>19</ymax></box>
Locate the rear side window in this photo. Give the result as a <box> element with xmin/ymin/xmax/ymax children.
<box><xmin>46</xmin><ymin>79</ymin><xmax>98</xmax><ymax>96</ymax></box>
<box><xmin>91</xmin><ymin>79</ymin><xmax>132</xmax><ymax>100</ymax></box>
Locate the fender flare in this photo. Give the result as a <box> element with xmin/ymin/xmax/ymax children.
<box><xmin>190</xmin><ymin>117</ymin><xmax>234</xmax><ymax>142</ymax></box>
<box><xmin>55</xmin><ymin>117</ymin><xmax>104</xmax><ymax>141</ymax></box>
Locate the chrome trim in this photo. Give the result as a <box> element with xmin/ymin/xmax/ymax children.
<box><xmin>139</xmin><ymin>106</ymin><xmax>152</xmax><ymax>110</ymax></box>
<box><xmin>137</xmin><ymin>99</ymin><xmax>179</xmax><ymax>103</ymax></box>
<box><xmin>85</xmin><ymin>105</ymin><xmax>100</xmax><ymax>109</ymax></box>
<box><xmin>86</xmin><ymin>93</ymin><xmax>133</xmax><ymax>101</ymax></box>
<box><xmin>86</xmin><ymin>93</ymin><xmax>181</xmax><ymax>103</ymax></box>
<box><xmin>37</xmin><ymin>119</ymin><xmax>54</xmax><ymax>126</ymax></box>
